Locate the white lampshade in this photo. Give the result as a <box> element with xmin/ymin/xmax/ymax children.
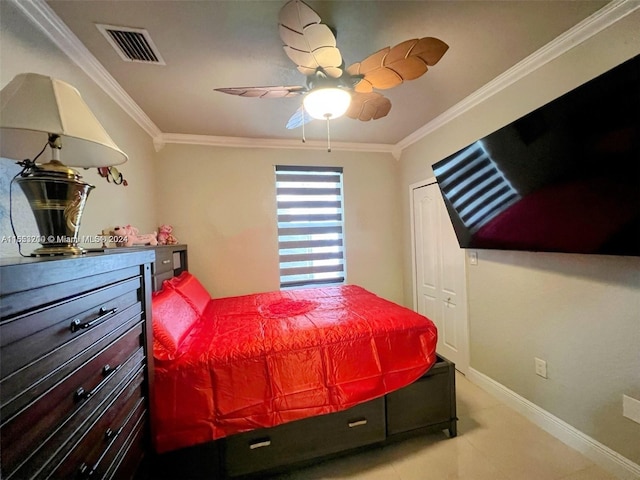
<box><xmin>303</xmin><ymin>88</ymin><xmax>351</xmax><ymax>120</ymax></box>
<box><xmin>0</xmin><ymin>73</ymin><xmax>127</xmax><ymax>167</ymax></box>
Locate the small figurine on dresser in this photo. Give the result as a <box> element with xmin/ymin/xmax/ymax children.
<box><xmin>112</xmin><ymin>225</ymin><xmax>158</xmax><ymax>247</ymax></box>
<box><xmin>157</xmin><ymin>224</ymin><xmax>178</xmax><ymax>245</ymax></box>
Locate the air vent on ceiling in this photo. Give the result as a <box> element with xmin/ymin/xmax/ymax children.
<box><xmin>96</xmin><ymin>24</ymin><xmax>165</xmax><ymax>65</ymax></box>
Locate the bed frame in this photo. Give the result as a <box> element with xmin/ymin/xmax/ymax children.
<box><xmin>153</xmin><ymin>354</ymin><xmax>457</xmax><ymax>479</ymax></box>
<box><xmin>147</xmin><ymin>250</ymin><xmax>457</xmax><ymax>478</ymax></box>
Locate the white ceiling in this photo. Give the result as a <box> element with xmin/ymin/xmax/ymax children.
<box><xmin>37</xmin><ymin>0</ymin><xmax>614</xmax><ymax>151</ymax></box>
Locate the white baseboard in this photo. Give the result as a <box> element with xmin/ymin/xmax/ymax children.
<box><xmin>467</xmin><ymin>368</ymin><xmax>640</xmax><ymax>480</ymax></box>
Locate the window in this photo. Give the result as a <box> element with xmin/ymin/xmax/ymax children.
<box><xmin>276</xmin><ymin>165</ymin><xmax>345</xmax><ymax>289</ymax></box>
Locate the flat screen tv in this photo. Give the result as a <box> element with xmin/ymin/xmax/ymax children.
<box><xmin>432</xmin><ymin>54</ymin><xmax>640</xmax><ymax>257</ymax></box>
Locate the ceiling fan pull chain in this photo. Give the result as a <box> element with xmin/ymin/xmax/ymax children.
<box><xmin>326</xmin><ymin>117</ymin><xmax>331</xmax><ymax>153</ymax></box>
<box><xmin>302</xmin><ymin>106</ymin><xmax>306</xmax><ymax>143</ymax></box>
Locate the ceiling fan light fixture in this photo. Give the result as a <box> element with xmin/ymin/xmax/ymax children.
<box><xmin>303</xmin><ymin>88</ymin><xmax>351</xmax><ymax>120</ymax></box>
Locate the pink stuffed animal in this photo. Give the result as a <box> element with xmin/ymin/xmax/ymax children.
<box><xmin>112</xmin><ymin>225</ymin><xmax>158</xmax><ymax>247</ymax></box>
<box><xmin>157</xmin><ymin>224</ymin><xmax>178</xmax><ymax>245</ymax></box>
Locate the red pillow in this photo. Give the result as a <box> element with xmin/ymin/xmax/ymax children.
<box><xmin>152</xmin><ymin>287</ymin><xmax>199</xmax><ymax>359</ymax></box>
<box><xmin>166</xmin><ymin>272</ymin><xmax>211</xmax><ymax>316</ymax></box>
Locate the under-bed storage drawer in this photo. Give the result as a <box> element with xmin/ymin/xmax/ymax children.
<box><xmin>386</xmin><ymin>355</ymin><xmax>456</xmax><ymax>437</ymax></box>
<box><xmin>224</xmin><ymin>397</ymin><xmax>385</xmax><ymax>477</ymax></box>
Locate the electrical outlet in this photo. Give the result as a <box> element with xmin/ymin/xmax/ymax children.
<box><xmin>534</xmin><ymin>357</ymin><xmax>547</xmax><ymax>378</ymax></box>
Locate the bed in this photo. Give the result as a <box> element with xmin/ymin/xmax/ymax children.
<box><xmin>151</xmin><ymin>272</ymin><xmax>456</xmax><ymax>478</ymax></box>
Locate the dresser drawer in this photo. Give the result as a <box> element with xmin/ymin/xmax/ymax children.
<box><xmin>1</xmin><ymin>324</ymin><xmax>144</xmax><ymax>476</ymax></box>
<box><xmin>224</xmin><ymin>397</ymin><xmax>385</xmax><ymax>477</ymax></box>
<box><xmin>52</xmin><ymin>369</ymin><xmax>146</xmax><ymax>479</ymax></box>
<box><xmin>105</xmin><ymin>410</ymin><xmax>147</xmax><ymax>480</ymax></box>
<box><xmin>5</xmin><ymin>348</ymin><xmax>145</xmax><ymax>480</ymax></box>
<box><xmin>0</xmin><ymin>265</ymin><xmax>143</xmax><ymax>319</ymax></box>
<box><xmin>0</xmin><ymin>277</ymin><xmax>141</xmax><ymax>379</ymax></box>
<box><xmin>1</xmin><ymin>304</ymin><xmax>143</xmax><ymax>421</ymax></box>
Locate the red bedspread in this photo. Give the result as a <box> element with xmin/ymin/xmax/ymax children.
<box><xmin>152</xmin><ymin>282</ymin><xmax>437</xmax><ymax>454</ymax></box>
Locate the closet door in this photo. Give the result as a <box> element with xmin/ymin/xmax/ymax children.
<box><xmin>412</xmin><ymin>182</ymin><xmax>468</xmax><ymax>373</ymax></box>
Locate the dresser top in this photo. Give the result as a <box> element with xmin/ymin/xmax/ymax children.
<box><xmin>1</xmin><ymin>249</ymin><xmax>155</xmax><ymax>297</ymax></box>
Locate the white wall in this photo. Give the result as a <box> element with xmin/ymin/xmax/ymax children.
<box><xmin>153</xmin><ymin>144</ymin><xmax>403</xmax><ymax>302</ymax></box>
<box><xmin>400</xmin><ymin>9</ymin><xmax>640</xmax><ymax>466</ymax></box>
<box><xmin>0</xmin><ymin>1</ymin><xmax>158</xmax><ymax>257</ymax></box>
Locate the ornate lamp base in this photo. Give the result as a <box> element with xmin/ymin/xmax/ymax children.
<box><xmin>17</xmin><ymin>160</ymin><xmax>94</xmax><ymax>256</ymax></box>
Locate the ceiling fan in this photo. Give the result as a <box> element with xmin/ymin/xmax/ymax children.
<box><xmin>215</xmin><ymin>0</ymin><xmax>448</xmax><ymax>148</ymax></box>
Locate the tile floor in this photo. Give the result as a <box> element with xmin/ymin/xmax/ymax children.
<box><xmin>270</xmin><ymin>373</ymin><xmax>619</xmax><ymax>480</ymax></box>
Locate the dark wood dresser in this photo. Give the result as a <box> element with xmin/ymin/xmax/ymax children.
<box><xmin>0</xmin><ymin>250</ymin><xmax>155</xmax><ymax>480</ymax></box>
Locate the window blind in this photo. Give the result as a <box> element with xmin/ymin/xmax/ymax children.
<box><xmin>276</xmin><ymin>165</ymin><xmax>345</xmax><ymax>288</ymax></box>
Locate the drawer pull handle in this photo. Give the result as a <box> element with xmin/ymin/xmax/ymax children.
<box><xmin>77</xmin><ymin>401</ymin><xmax>141</xmax><ymax>479</ymax></box>
<box><xmin>161</xmin><ymin>259</ymin><xmax>171</xmax><ymax>265</ymax></box>
<box><xmin>74</xmin><ymin>364</ymin><xmax>121</xmax><ymax>402</ymax></box>
<box><xmin>74</xmin><ymin>386</ymin><xmax>87</xmax><ymax>402</ymax></box>
<box><xmin>103</xmin><ymin>422</ymin><xmax>125</xmax><ymax>442</ymax></box>
<box><xmin>77</xmin><ymin>428</ymin><xmax>120</xmax><ymax>478</ymax></box>
<box><xmin>249</xmin><ymin>438</ymin><xmax>271</xmax><ymax>450</ymax></box>
<box><xmin>70</xmin><ymin>307</ymin><xmax>118</xmax><ymax>333</ymax></box>
<box><xmin>78</xmin><ymin>463</ymin><xmax>90</xmax><ymax>479</ymax></box>
<box><xmin>348</xmin><ymin>419</ymin><xmax>368</xmax><ymax>428</ymax></box>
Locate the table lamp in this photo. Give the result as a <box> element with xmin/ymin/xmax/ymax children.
<box><xmin>0</xmin><ymin>73</ymin><xmax>128</xmax><ymax>255</ymax></box>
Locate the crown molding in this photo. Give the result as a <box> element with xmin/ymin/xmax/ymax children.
<box><xmin>394</xmin><ymin>0</ymin><xmax>640</xmax><ymax>152</ymax></box>
<box><xmin>10</xmin><ymin>0</ymin><xmax>162</xmax><ymax>139</ymax></box>
<box><xmin>10</xmin><ymin>0</ymin><xmax>397</xmax><ymax>158</ymax></box>
<box><xmin>155</xmin><ymin>133</ymin><xmax>397</xmax><ymax>157</ymax></box>
<box><xmin>12</xmin><ymin>0</ymin><xmax>638</xmax><ymax>158</ymax></box>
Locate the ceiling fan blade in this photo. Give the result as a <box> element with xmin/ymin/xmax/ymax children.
<box><xmin>346</xmin><ymin>92</ymin><xmax>392</xmax><ymax>121</ymax></box>
<box><xmin>348</xmin><ymin>37</ymin><xmax>448</xmax><ymax>93</ymax></box>
<box><xmin>278</xmin><ymin>0</ymin><xmax>343</xmax><ymax>78</ymax></box>
<box><xmin>409</xmin><ymin>37</ymin><xmax>449</xmax><ymax>66</ymax></box>
<box><xmin>214</xmin><ymin>85</ymin><xmax>306</xmax><ymax>98</ymax></box>
<box><xmin>286</xmin><ymin>105</ymin><xmax>313</xmax><ymax>129</ymax></box>
<box><xmin>278</xmin><ymin>0</ymin><xmax>320</xmax><ymax>30</ymax></box>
